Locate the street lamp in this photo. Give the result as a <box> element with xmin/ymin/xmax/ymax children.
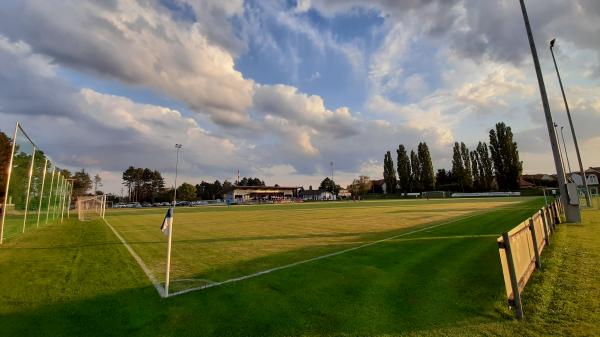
<box><xmin>553</xmin><ymin>123</ymin><xmax>566</xmax><ymax>180</ymax></box>
<box><xmin>560</xmin><ymin>126</ymin><xmax>573</xmax><ymax>177</ymax></box>
<box><xmin>173</xmin><ymin>144</ymin><xmax>182</xmax><ymax>207</ymax></box>
<box><xmin>518</xmin><ymin>0</ymin><xmax>579</xmax><ymax>223</ymax></box>
<box><xmin>549</xmin><ymin>38</ymin><xmax>591</xmax><ymax>206</ymax></box>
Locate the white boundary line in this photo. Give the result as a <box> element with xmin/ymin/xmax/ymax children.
<box><xmin>167</xmin><ymin>210</ymin><xmax>488</xmax><ymax>297</ymax></box>
<box><xmin>102</xmin><ymin>218</ymin><xmax>166</xmax><ymax>297</ymax></box>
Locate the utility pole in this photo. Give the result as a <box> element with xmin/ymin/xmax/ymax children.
<box><xmin>550</xmin><ymin>38</ymin><xmax>591</xmax><ymax>207</ymax></box>
<box><xmin>518</xmin><ymin>0</ymin><xmax>580</xmax><ymax>222</ymax></box>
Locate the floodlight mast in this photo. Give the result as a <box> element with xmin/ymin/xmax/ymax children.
<box><xmin>560</xmin><ymin>126</ymin><xmax>572</xmax><ymax>176</ymax></box>
<box><xmin>550</xmin><ymin>38</ymin><xmax>591</xmax><ymax>207</ymax></box>
<box><xmin>553</xmin><ymin>123</ymin><xmax>566</xmax><ymax>180</ymax></box>
<box><xmin>518</xmin><ymin>0</ymin><xmax>580</xmax><ymax>222</ymax></box>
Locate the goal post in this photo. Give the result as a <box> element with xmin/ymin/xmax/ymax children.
<box><xmin>77</xmin><ymin>195</ymin><xmax>107</xmax><ymax>221</ymax></box>
<box><xmin>422</xmin><ymin>191</ymin><xmax>447</xmax><ymax>199</ymax></box>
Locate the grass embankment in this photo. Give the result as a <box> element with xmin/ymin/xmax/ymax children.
<box><xmin>0</xmin><ymin>198</ymin><xmax>597</xmax><ymax>336</ymax></box>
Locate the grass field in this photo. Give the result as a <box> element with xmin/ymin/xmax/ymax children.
<box><xmin>106</xmin><ymin>197</ymin><xmax>536</xmax><ymax>294</ymax></box>
<box><xmin>1</xmin><ymin>196</ymin><xmax>599</xmax><ymax>336</ymax></box>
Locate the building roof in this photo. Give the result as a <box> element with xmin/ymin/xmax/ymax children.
<box><xmin>587</xmin><ymin>167</ymin><xmax>600</xmax><ymax>174</ymax></box>
<box><xmin>302</xmin><ymin>189</ymin><xmax>330</xmax><ymax>196</ymax></box>
<box><xmin>519</xmin><ymin>178</ymin><xmax>536</xmax><ymax>188</ymax></box>
<box><xmin>370</xmin><ymin>179</ymin><xmax>385</xmax><ymax>186</ymax></box>
<box><xmin>232</xmin><ymin>185</ymin><xmax>298</xmax><ymax>190</ymax></box>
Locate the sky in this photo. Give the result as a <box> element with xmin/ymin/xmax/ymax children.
<box><xmin>0</xmin><ymin>0</ymin><xmax>599</xmax><ymax>194</ymax></box>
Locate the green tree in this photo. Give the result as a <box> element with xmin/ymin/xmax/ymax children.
<box><xmin>418</xmin><ymin>142</ymin><xmax>435</xmax><ymax>191</ymax></box>
<box><xmin>452</xmin><ymin>142</ymin><xmax>465</xmax><ymax>191</ymax></box>
<box><xmin>176</xmin><ymin>183</ymin><xmax>197</xmax><ymax>201</ymax></box>
<box><xmin>349</xmin><ymin>176</ymin><xmax>372</xmax><ymax>197</ymax></box>
<box><xmin>73</xmin><ymin>169</ymin><xmax>92</xmax><ymax>196</ymax></box>
<box><xmin>396</xmin><ymin>144</ymin><xmax>411</xmax><ymax>194</ymax></box>
<box><xmin>151</xmin><ymin>170</ymin><xmax>165</xmax><ymax>202</ymax></box>
<box><xmin>0</xmin><ymin>132</ymin><xmax>12</xmax><ymax>203</ymax></box>
<box><xmin>489</xmin><ymin>122</ymin><xmax>523</xmax><ymax>190</ymax></box>
<box><xmin>383</xmin><ymin>151</ymin><xmax>397</xmax><ymax>194</ymax></box>
<box><xmin>238</xmin><ymin>177</ymin><xmax>265</xmax><ymax>186</ymax></box>
<box><xmin>477</xmin><ymin>142</ymin><xmax>494</xmax><ymax>191</ymax></box>
<box><xmin>460</xmin><ymin>142</ymin><xmax>473</xmax><ymax>190</ymax></box>
<box><xmin>410</xmin><ymin>150</ymin><xmax>421</xmax><ymax>192</ymax></box>
<box><xmin>93</xmin><ymin>174</ymin><xmax>102</xmax><ymax>193</ymax></box>
<box><xmin>319</xmin><ymin>177</ymin><xmax>340</xmax><ymax>194</ymax></box>
<box><xmin>470</xmin><ymin>151</ymin><xmax>481</xmax><ymax>190</ymax></box>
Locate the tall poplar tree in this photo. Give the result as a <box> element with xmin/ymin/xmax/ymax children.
<box><xmin>476</xmin><ymin>141</ymin><xmax>493</xmax><ymax>191</ymax></box>
<box><xmin>383</xmin><ymin>151</ymin><xmax>397</xmax><ymax>194</ymax></box>
<box><xmin>396</xmin><ymin>145</ymin><xmax>411</xmax><ymax>194</ymax></box>
<box><xmin>470</xmin><ymin>151</ymin><xmax>481</xmax><ymax>190</ymax></box>
<box><xmin>489</xmin><ymin>122</ymin><xmax>523</xmax><ymax>190</ymax></box>
<box><xmin>418</xmin><ymin>142</ymin><xmax>435</xmax><ymax>191</ymax></box>
<box><xmin>452</xmin><ymin>142</ymin><xmax>465</xmax><ymax>191</ymax></box>
<box><xmin>460</xmin><ymin>142</ymin><xmax>473</xmax><ymax>190</ymax></box>
<box><xmin>410</xmin><ymin>150</ymin><xmax>421</xmax><ymax>192</ymax></box>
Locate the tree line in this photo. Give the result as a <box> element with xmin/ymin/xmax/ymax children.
<box><xmin>383</xmin><ymin>142</ymin><xmax>435</xmax><ymax>194</ymax></box>
<box><xmin>382</xmin><ymin>122</ymin><xmax>523</xmax><ymax>193</ymax></box>
<box><xmin>122</xmin><ymin>166</ymin><xmax>166</xmax><ymax>202</ymax></box>
<box><xmin>120</xmin><ymin>173</ymin><xmax>268</xmax><ymax>202</ymax></box>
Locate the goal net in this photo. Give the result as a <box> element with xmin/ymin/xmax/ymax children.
<box><xmin>77</xmin><ymin>195</ymin><xmax>106</xmax><ymax>221</ymax></box>
<box><xmin>422</xmin><ymin>191</ymin><xmax>447</xmax><ymax>199</ymax></box>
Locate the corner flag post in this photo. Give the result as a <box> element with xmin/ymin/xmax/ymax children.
<box><xmin>165</xmin><ymin>143</ymin><xmax>181</xmax><ymax>297</ymax></box>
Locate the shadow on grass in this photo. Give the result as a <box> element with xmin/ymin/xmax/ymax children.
<box><xmin>0</xmin><ymin>237</ymin><xmax>509</xmax><ymax>337</ymax></box>
<box><xmin>0</xmin><ymin>198</ymin><xmax>546</xmax><ymax>337</ymax></box>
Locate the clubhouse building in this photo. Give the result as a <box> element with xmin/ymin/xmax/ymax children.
<box><xmin>224</xmin><ymin>185</ymin><xmax>299</xmax><ymax>202</ymax></box>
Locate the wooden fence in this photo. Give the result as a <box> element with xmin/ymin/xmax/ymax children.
<box><xmin>497</xmin><ymin>199</ymin><xmax>564</xmax><ymax>318</ymax></box>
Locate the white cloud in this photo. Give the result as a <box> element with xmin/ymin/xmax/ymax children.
<box><xmin>0</xmin><ymin>0</ymin><xmax>254</xmax><ymax>126</ymax></box>
<box><xmin>1</xmin><ymin>0</ymin><xmax>599</xmax><ymax>191</ymax></box>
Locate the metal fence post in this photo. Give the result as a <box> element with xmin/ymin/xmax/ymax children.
<box><xmin>45</xmin><ymin>168</ymin><xmax>55</xmax><ymax>224</ymax></box>
<box><xmin>502</xmin><ymin>232</ymin><xmax>524</xmax><ymax>319</ymax></box>
<box><xmin>22</xmin><ymin>147</ymin><xmax>36</xmax><ymax>233</ymax></box>
<box><xmin>0</xmin><ymin>123</ymin><xmax>19</xmax><ymax>245</ymax></box>
<box><xmin>529</xmin><ymin>218</ymin><xmax>541</xmax><ymax>268</ymax></box>
<box><xmin>36</xmin><ymin>158</ymin><xmax>48</xmax><ymax>228</ymax></box>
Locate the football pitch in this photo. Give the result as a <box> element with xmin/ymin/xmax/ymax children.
<box><xmin>2</xmin><ymin>196</ymin><xmax>599</xmax><ymax>336</ymax></box>
<box><xmin>105</xmin><ymin>197</ymin><xmax>541</xmax><ymax>295</ymax></box>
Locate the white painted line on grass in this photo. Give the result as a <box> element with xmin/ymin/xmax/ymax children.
<box><xmin>102</xmin><ymin>218</ymin><xmax>166</xmax><ymax>297</ymax></box>
<box><xmin>167</xmin><ymin>210</ymin><xmax>490</xmax><ymax>298</ymax></box>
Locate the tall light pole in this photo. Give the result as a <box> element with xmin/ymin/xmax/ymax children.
<box><xmin>173</xmin><ymin>144</ymin><xmax>182</xmax><ymax>207</ymax></box>
<box><xmin>330</xmin><ymin>161</ymin><xmax>335</xmax><ymax>200</ymax></box>
<box><xmin>518</xmin><ymin>0</ymin><xmax>580</xmax><ymax>223</ymax></box>
<box><xmin>550</xmin><ymin>38</ymin><xmax>591</xmax><ymax>206</ymax></box>
<box><xmin>554</xmin><ymin>123</ymin><xmax>566</xmax><ymax>180</ymax></box>
<box><xmin>560</xmin><ymin>126</ymin><xmax>572</xmax><ymax>176</ymax></box>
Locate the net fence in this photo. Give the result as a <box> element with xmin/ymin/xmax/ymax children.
<box><xmin>1</xmin><ymin>123</ymin><xmax>72</xmax><ymax>244</ymax></box>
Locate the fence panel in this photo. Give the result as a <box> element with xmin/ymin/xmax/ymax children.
<box><xmin>497</xmin><ymin>200</ymin><xmax>564</xmax><ymax>318</ymax></box>
<box><xmin>531</xmin><ymin>212</ymin><xmax>547</xmax><ymax>254</ymax></box>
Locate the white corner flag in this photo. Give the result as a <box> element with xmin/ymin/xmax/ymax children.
<box><xmin>161</xmin><ymin>207</ymin><xmax>173</xmax><ymax>236</ymax></box>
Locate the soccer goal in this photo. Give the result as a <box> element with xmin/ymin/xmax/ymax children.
<box><xmin>77</xmin><ymin>195</ymin><xmax>107</xmax><ymax>221</ymax></box>
<box><xmin>422</xmin><ymin>191</ymin><xmax>447</xmax><ymax>199</ymax></box>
